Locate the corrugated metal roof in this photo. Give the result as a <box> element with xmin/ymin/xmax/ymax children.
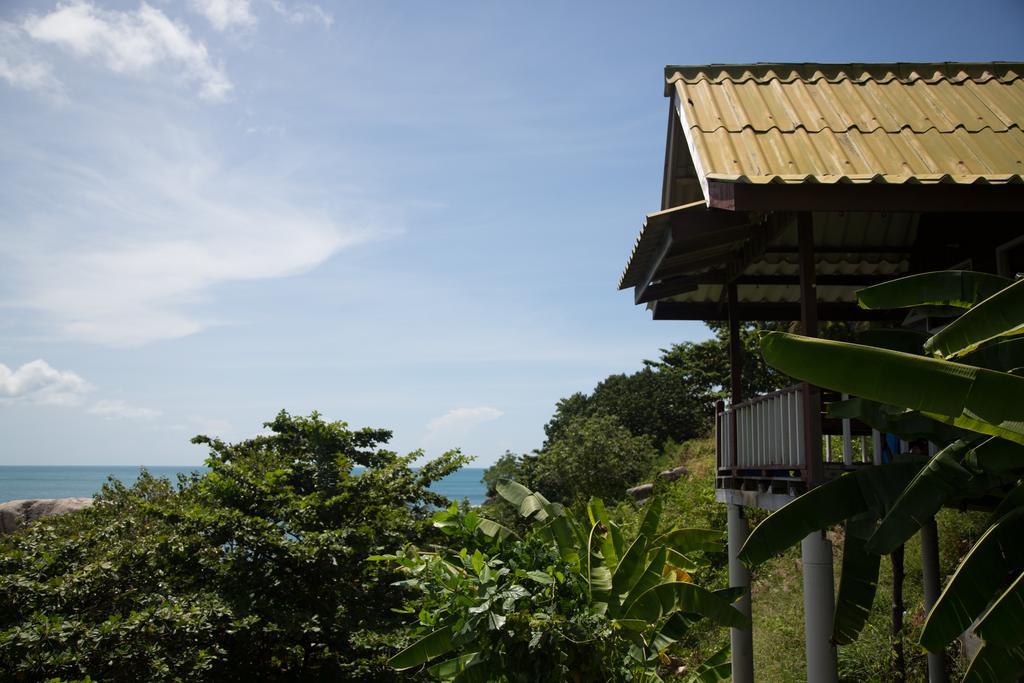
<box><xmin>668</xmin><ymin>62</ymin><xmax>1024</xmax><ymax>186</ymax></box>
<box><xmin>662</xmin><ymin>212</ymin><xmax>917</xmax><ymax>304</ymax></box>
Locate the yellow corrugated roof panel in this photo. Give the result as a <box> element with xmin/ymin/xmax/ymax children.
<box><xmin>667</xmin><ymin>62</ymin><xmax>1024</xmax><ymax>186</ymax></box>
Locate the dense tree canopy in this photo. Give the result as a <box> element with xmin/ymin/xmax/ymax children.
<box><xmin>0</xmin><ymin>411</ymin><xmax>468</xmax><ymax>682</ymax></box>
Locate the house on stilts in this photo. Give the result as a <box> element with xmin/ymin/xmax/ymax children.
<box><xmin>618</xmin><ymin>62</ymin><xmax>1024</xmax><ymax>682</ymax></box>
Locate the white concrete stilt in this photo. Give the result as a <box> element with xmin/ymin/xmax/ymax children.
<box><xmin>727</xmin><ymin>503</ymin><xmax>754</xmax><ymax>683</ymax></box>
<box><xmin>920</xmin><ymin>517</ymin><xmax>948</xmax><ymax>682</ymax></box>
<box><xmin>802</xmin><ymin>530</ymin><xmax>838</xmax><ymax>682</ymax></box>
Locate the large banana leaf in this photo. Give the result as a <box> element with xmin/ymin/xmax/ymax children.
<box><xmin>475</xmin><ymin>518</ymin><xmax>518</xmax><ymax>542</ymax></box>
<box><xmin>639</xmin><ymin>496</ymin><xmax>663</xmax><ymax>540</ymax></box>
<box><xmin>653</xmin><ymin>528</ymin><xmax>723</xmax><ymax>555</ymax></box>
<box><xmin>739</xmin><ymin>461</ymin><xmax>921</xmax><ymax>566</ymax></box>
<box><xmin>961</xmin><ymin>338</ymin><xmax>1024</xmax><ymax>373</ymax></box>
<box><xmin>389</xmin><ymin>625</ymin><xmax>454</xmax><ymax>670</ymax></box>
<box><xmin>687</xmin><ymin>643</ymin><xmax>732</xmax><ymax>682</ymax></box>
<box><xmin>857</xmin><ymin>328</ymin><xmax>930</xmax><ymax>354</ymax></box>
<box><xmin>857</xmin><ymin>271</ymin><xmax>1012</xmax><ymax>311</ymax></box>
<box><xmin>866</xmin><ymin>440</ymin><xmax>977</xmax><ymax>555</ymax></box>
<box><xmin>761</xmin><ymin>332</ymin><xmax>1024</xmax><ymax>445</ymax></box>
<box><xmin>588</xmin><ymin>499</ymin><xmax>620</xmax><ymax>566</ymax></box>
<box><xmin>966</xmin><ymin>437</ymin><xmax>1024</xmax><ymax>474</ymax></box>
<box><xmin>963</xmin><ymin>642</ymin><xmax>1024</xmax><ymax>683</ymax></box>
<box><xmin>620</xmin><ymin>548</ymin><xmax>668</xmax><ymax>614</ymax></box>
<box><xmin>993</xmin><ymin>480</ymin><xmax>1024</xmax><ymax>519</ymax></box>
<box><xmin>612</xmin><ymin>535</ymin><xmax>650</xmax><ymax>598</ymax></box>
<box><xmin>828</xmin><ymin>397</ymin><xmax>967</xmax><ymax>445</ymax></box>
<box><xmin>624</xmin><ymin>581</ymin><xmax>749</xmax><ymax>629</ymax></box>
<box><xmin>648</xmin><ymin>612</ymin><xmax>697</xmax><ymax>656</ymax></box>
<box><xmin>925</xmin><ymin>278</ymin><xmax>1024</xmax><ymax>359</ymax></box>
<box><xmin>920</xmin><ymin>507</ymin><xmax>1024</xmax><ymax>651</ymax></box>
<box><xmin>495</xmin><ymin>479</ymin><xmax>562</xmax><ymax>521</ymax></box>
<box><xmin>833</xmin><ymin>513</ymin><xmax>881</xmax><ymax>645</ymax></box>
<box><xmin>588</xmin><ymin>522</ymin><xmax>613</xmax><ymax>600</ymax></box>
<box><xmin>975</xmin><ymin>569</ymin><xmax>1024</xmax><ymax>648</ymax></box>
<box><xmin>426</xmin><ymin>652</ymin><xmax>480</xmax><ymax>681</ymax></box>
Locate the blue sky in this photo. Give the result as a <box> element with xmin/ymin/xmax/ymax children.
<box><xmin>1</xmin><ymin>0</ymin><xmax>1022</xmax><ymax>467</ymax></box>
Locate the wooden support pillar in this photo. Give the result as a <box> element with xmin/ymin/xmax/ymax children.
<box><xmin>798</xmin><ymin>212</ymin><xmax>823</xmax><ymax>485</ymax></box>
<box><xmin>728</xmin><ymin>282</ymin><xmax>742</xmax><ymax>404</ymax></box>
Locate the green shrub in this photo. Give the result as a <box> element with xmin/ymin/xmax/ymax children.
<box><xmin>379</xmin><ymin>483</ymin><xmax>741</xmax><ymax>682</ymax></box>
<box><xmin>0</xmin><ymin>411</ymin><xmax>468</xmax><ymax>682</ymax></box>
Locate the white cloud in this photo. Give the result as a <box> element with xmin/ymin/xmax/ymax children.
<box><xmin>0</xmin><ymin>23</ymin><xmax>65</xmax><ymax>100</ymax></box>
<box><xmin>5</xmin><ymin>110</ymin><xmax>372</xmax><ymax>346</ymax></box>
<box><xmin>425</xmin><ymin>406</ymin><xmax>503</xmax><ymax>444</ymax></box>
<box><xmin>23</xmin><ymin>1</ymin><xmax>231</xmax><ymax>101</ymax></box>
<box><xmin>0</xmin><ymin>359</ymin><xmax>92</xmax><ymax>406</ymax></box>
<box><xmin>268</xmin><ymin>0</ymin><xmax>333</xmax><ymax>28</ymax></box>
<box><xmin>189</xmin><ymin>0</ymin><xmax>256</xmax><ymax>31</ymax></box>
<box><xmin>87</xmin><ymin>399</ymin><xmax>161</xmax><ymax>419</ymax></box>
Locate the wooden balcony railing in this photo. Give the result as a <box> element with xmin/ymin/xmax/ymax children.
<box><xmin>716</xmin><ymin>385</ymin><xmax>886</xmax><ymax>495</ymax></box>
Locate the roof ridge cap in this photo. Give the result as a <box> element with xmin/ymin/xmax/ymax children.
<box><xmin>664</xmin><ymin>63</ymin><xmax>1023</xmax><ymax>88</ymax></box>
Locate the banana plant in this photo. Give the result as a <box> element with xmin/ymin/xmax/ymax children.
<box><xmin>382</xmin><ymin>481</ymin><xmax>748</xmax><ymax>681</ymax></box>
<box><xmin>740</xmin><ymin>270</ymin><xmax>1024</xmax><ymax>681</ymax></box>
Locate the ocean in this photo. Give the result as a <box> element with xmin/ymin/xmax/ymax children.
<box><xmin>0</xmin><ymin>466</ymin><xmax>489</xmax><ymax>506</ymax></box>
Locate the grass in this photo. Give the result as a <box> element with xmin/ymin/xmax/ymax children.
<box><xmin>644</xmin><ymin>437</ymin><xmax>991</xmax><ymax>681</ymax></box>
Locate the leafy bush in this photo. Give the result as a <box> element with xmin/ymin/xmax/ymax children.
<box><xmin>0</xmin><ymin>411</ymin><xmax>468</xmax><ymax>682</ymax></box>
<box><xmin>544</xmin><ymin>368</ymin><xmax>707</xmax><ymax>450</ymax></box>
<box><xmin>379</xmin><ymin>482</ymin><xmax>743</xmax><ymax>682</ymax></box>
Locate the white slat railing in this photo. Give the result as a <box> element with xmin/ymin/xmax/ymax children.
<box><xmin>716</xmin><ymin>385</ymin><xmax>886</xmax><ymax>486</ymax></box>
<box><xmin>716</xmin><ymin>384</ymin><xmax>805</xmax><ymax>472</ymax></box>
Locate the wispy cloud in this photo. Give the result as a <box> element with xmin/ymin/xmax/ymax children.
<box><xmin>23</xmin><ymin>1</ymin><xmax>231</xmax><ymax>101</ymax></box>
<box><xmin>4</xmin><ymin>108</ymin><xmax>373</xmax><ymax>346</ymax></box>
<box><xmin>188</xmin><ymin>0</ymin><xmax>256</xmax><ymax>31</ymax></box>
<box><xmin>87</xmin><ymin>398</ymin><xmax>161</xmax><ymax>419</ymax></box>
<box><xmin>424</xmin><ymin>406</ymin><xmax>503</xmax><ymax>445</ymax></box>
<box><xmin>0</xmin><ymin>359</ymin><xmax>92</xmax><ymax>406</ymax></box>
<box><xmin>0</xmin><ymin>22</ymin><xmax>65</xmax><ymax>100</ymax></box>
<box><xmin>268</xmin><ymin>0</ymin><xmax>333</xmax><ymax>28</ymax></box>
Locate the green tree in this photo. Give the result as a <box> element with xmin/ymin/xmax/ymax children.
<box><xmin>0</xmin><ymin>411</ymin><xmax>469</xmax><ymax>682</ymax></box>
<box><xmin>534</xmin><ymin>414</ymin><xmax>657</xmax><ymax>504</ymax></box>
<box><xmin>543</xmin><ymin>368</ymin><xmax>707</xmax><ymax>449</ymax></box>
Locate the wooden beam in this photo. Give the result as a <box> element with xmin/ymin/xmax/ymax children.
<box><xmin>650</xmin><ymin>301</ymin><xmax>903</xmax><ymax>321</ymax></box>
<box><xmin>764</xmin><ymin>246</ymin><xmax>912</xmax><ymax>255</ymax></box>
<box><xmin>708</xmin><ymin>180</ymin><xmax>1024</xmax><ymax>213</ymax></box>
<box><xmin>660</xmin><ymin>98</ymin><xmax>678</xmax><ymax>211</ymax></box>
<box><xmin>636</xmin><ymin>272</ymin><xmax>895</xmax><ymax>304</ymax></box>
<box><xmin>634</xmin><ymin>230</ymin><xmax>674</xmax><ymax>305</ymax></box>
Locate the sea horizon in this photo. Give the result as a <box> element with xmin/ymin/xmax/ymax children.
<box><xmin>0</xmin><ymin>465</ymin><xmax>489</xmax><ymax>506</ymax></box>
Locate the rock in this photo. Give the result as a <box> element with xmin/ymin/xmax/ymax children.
<box><xmin>627</xmin><ymin>483</ymin><xmax>654</xmax><ymax>501</ymax></box>
<box><xmin>0</xmin><ymin>498</ymin><xmax>93</xmax><ymax>535</ymax></box>
<box><xmin>657</xmin><ymin>465</ymin><xmax>690</xmax><ymax>482</ymax></box>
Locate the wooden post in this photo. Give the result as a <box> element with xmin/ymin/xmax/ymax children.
<box><xmin>728</xmin><ymin>282</ymin><xmax>742</xmax><ymax>404</ymax></box>
<box><xmin>798</xmin><ymin>212</ymin><xmax>823</xmax><ymax>485</ymax></box>
<box><xmin>727</xmin><ymin>283</ymin><xmax>741</xmax><ymax>477</ymax></box>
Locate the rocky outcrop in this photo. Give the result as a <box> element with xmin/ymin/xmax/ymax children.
<box><xmin>628</xmin><ymin>465</ymin><xmax>691</xmax><ymax>502</ymax></box>
<box><xmin>657</xmin><ymin>465</ymin><xmax>689</xmax><ymax>482</ymax></box>
<box><xmin>0</xmin><ymin>498</ymin><xmax>93</xmax><ymax>535</ymax></box>
<box><xmin>627</xmin><ymin>483</ymin><xmax>655</xmax><ymax>501</ymax></box>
